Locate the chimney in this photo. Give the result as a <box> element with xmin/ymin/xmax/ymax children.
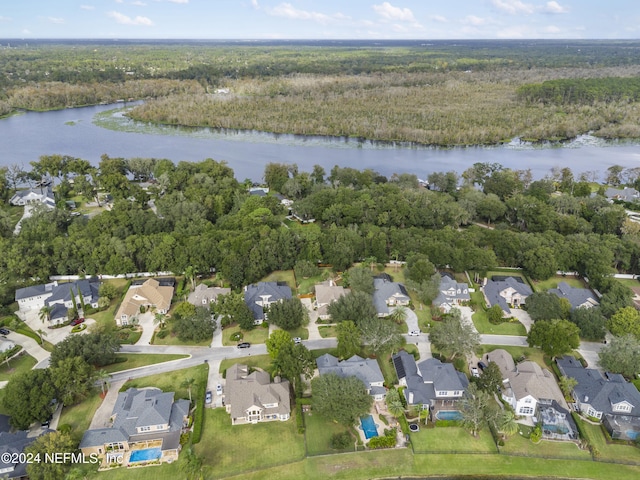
<box><xmin>584</xmin><ymin>396</ymin><xmax>589</xmax><ymax>403</ymax></box>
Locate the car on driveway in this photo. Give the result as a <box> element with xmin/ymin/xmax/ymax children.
<box><xmin>0</xmin><ymin>327</ymin><xmax>9</xmax><ymax>336</ymax></box>
<box><xmin>293</xmin><ymin>337</ymin><xmax>302</xmax><ymax>344</ymax></box>
<box><xmin>205</xmin><ymin>391</ymin><xmax>213</xmax><ymax>404</ymax></box>
<box><xmin>471</xmin><ymin>367</ymin><xmax>480</xmax><ymax>378</ymax></box>
<box><xmin>478</xmin><ymin>361</ymin><xmax>487</xmax><ymax>371</ymax></box>
<box><xmin>216</xmin><ymin>384</ymin><xmax>223</xmax><ymax>395</ymax></box>
<box><xmin>408</xmin><ymin>330</ymin><xmax>420</xmax><ymax>336</ymax></box>
<box><xmin>70</xmin><ymin>317</ymin><xmax>85</xmax><ymax>326</ymax></box>
<box><xmin>237</xmin><ymin>342</ymin><xmax>251</xmax><ymax>349</ymax></box>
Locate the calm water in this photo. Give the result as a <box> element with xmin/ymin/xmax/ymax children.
<box><xmin>3</xmin><ymin>103</ymin><xmax>640</xmax><ymax>181</ymax></box>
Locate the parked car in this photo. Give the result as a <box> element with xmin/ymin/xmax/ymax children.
<box><xmin>293</xmin><ymin>337</ymin><xmax>302</xmax><ymax>344</ymax></box>
<box><xmin>0</xmin><ymin>328</ymin><xmax>9</xmax><ymax>335</ymax></box>
<box><xmin>477</xmin><ymin>361</ymin><xmax>487</xmax><ymax>371</ymax></box>
<box><xmin>70</xmin><ymin>317</ymin><xmax>85</xmax><ymax>326</ymax></box>
<box><xmin>408</xmin><ymin>330</ymin><xmax>420</xmax><ymax>336</ymax></box>
<box><xmin>205</xmin><ymin>391</ymin><xmax>213</xmax><ymax>404</ymax></box>
<box><xmin>216</xmin><ymin>384</ymin><xmax>223</xmax><ymax>395</ymax></box>
<box><xmin>237</xmin><ymin>342</ymin><xmax>251</xmax><ymax>349</ymax></box>
<box><xmin>471</xmin><ymin>367</ymin><xmax>480</xmax><ymax>378</ymax></box>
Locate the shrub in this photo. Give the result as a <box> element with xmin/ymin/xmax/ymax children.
<box><xmin>330</xmin><ymin>431</ymin><xmax>352</xmax><ymax>450</ymax></box>
<box><xmin>156</xmin><ymin>328</ymin><xmax>170</xmax><ymax>339</ymax></box>
<box><xmin>230</xmin><ymin>332</ymin><xmax>243</xmax><ymax>341</ymax></box>
<box><xmin>296</xmin><ymin>404</ymin><xmax>305</xmax><ymax>434</ymax></box>
<box><xmin>367</xmin><ymin>429</ymin><xmax>396</xmax><ymax>449</ymax></box>
<box><xmin>530</xmin><ymin>424</ymin><xmax>542</xmax><ymax>443</ymax></box>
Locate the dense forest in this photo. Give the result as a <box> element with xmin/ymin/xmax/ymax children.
<box><xmin>1</xmin><ymin>157</ymin><xmax>639</xmax><ymax>318</ymax></box>
<box><xmin>4</xmin><ymin>41</ymin><xmax>640</xmax><ymax>144</ymax></box>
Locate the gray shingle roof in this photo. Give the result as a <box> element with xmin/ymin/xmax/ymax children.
<box><xmin>316</xmin><ymin>354</ymin><xmax>384</xmax><ymax>393</ymax></box>
<box><xmin>372</xmin><ymin>278</ymin><xmax>410</xmax><ymax>315</ymax></box>
<box><xmin>548</xmin><ymin>282</ymin><xmax>599</xmax><ymax>310</ymax></box>
<box><xmin>15</xmin><ymin>283</ymin><xmax>55</xmax><ymax>301</ymax></box>
<box><xmin>434</xmin><ymin>275</ymin><xmax>470</xmax><ymax>307</ymax></box>
<box><xmin>483</xmin><ymin>277</ymin><xmax>532</xmax><ymax>313</ymax></box>
<box><xmin>418</xmin><ymin>357</ymin><xmax>469</xmax><ymax>392</ymax></box>
<box><xmin>244</xmin><ymin>282</ymin><xmax>292</xmax><ymax>321</ymax></box>
<box><xmin>392</xmin><ymin>350</ymin><xmax>436</xmax><ymax>405</ymax></box>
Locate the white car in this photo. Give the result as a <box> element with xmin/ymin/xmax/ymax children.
<box><xmin>408</xmin><ymin>330</ymin><xmax>420</xmax><ymax>336</ymax></box>
<box><xmin>471</xmin><ymin>367</ymin><xmax>480</xmax><ymax>378</ymax></box>
<box><xmin>216</xmin><ymin>384</ymin><xmax>223</xmax><ymax>395</ymax></box>
<box><xmin>293</xmin><ymin>337</ymin><xmax>302</xmax><ymax>344</ymax></box>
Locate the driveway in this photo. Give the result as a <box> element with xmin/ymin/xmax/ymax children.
<box><xmin>509</xmin><ymin>309</ymin><xmax>534</xmax><ymax>333</ymax></box>
<box><xmin>135</xmin><ymin>311</ymin><xmax>156</xmax><ymax>345</ymax></box>
<box><xmin>5</xmin><ymin>331</ymin><xmax>50</xmax><ymax>368</ymax></box>
<box><xmin>88</xmin><ymin>379</ymin><xmax>127</xmax><ymax>429</ymax></box>
<box><xmin>457</xmin><ymin>306</ymin><xmax>478</xmax><ymax>333</ymax></box>
<box><xmin>17</xmin><ymin>309</ymin><xmax>96</xmax><ymax>345</ymax></box>
<box><xmin>578</xmin><ymin>341</ymin><xmax>604</xmax><ymax>370</ymax></box>
<box><xmin>401</xmin><ymin>307</ymin><xmax>419</xmax><ymax>333</ymax></box>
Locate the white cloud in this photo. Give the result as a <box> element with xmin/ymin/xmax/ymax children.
<box><xmin>167</xmin><ymin>0</ymin><xmax>189</xmax><ymax>3</ymax></box>
<box><xmin>0</xmin><ymin>16</ymin><xmax>11</xmax><ymax>22</ymax></box>
<box><xmin>107</xmin><ymin>11</ymin><xmax>154</xmax><ymax>26</ymax></box>
<box><xmin>491</xmin><ymin>0</ymin><xmax>534</xmax><ymax>15</ymax></box>
<box><xmin>268</xmin><ymin>3</ymin><xmax>348</xmax><ymax>24</ymax></box>
<box><xmin>132</xmin><ymin>1</ymin><xmax>147</xmax><ymax>5</ymax></box>
<box><xmin>463</xmin><ymin>15</ymin><xmax>489</xmax><ymax>26</ymax></box>
<box><xmin>251</xmin><ymin>0</ymin><xmax>260</xmax><ymax>9</ymax></box>
<box><xmin>114</xmin><ymin>0</ymin><xmax>124</xmax><ymax>3</ymax></box>
<box><xmin>80</xmin><ymin>5</ymin><xmax>95</xmax><ymax>10</ymax></box>
<box><xmin>47</xmin><ymin>17</ymin><xmax>65</xmax><ymax>24</ymax></box>
<box><xmin>543</xmin><ymin>1</ymin><xmax>568</xmax><ymax>14</ymax></box>
<box><xmin>430</xmin><ymin>15</ymin><xmax>447</xmax><ymax>23</ymax></box>
<box><xmin>372</xmin><ymin>2</ymin><xmax>416</xmax><ymax>22</ymax></box>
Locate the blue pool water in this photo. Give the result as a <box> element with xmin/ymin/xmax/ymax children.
<box><xmin>627</xmin><ymin>430</ymin><xmax>639</xmax><ymax>440</ymax></box>
<box><xmin>543</xmin><ymin>424</ymin><xmax>569</xmax><ymax>434</ymax></box>
<box><xmin>129</xmin><ymin>447</ymin><xmax>162</xmax><ymax>463</ymax></box>
<box><xmin>436</xmin><ymin>411</ymin><xmax>463</xmax><ymax>421</ymax></box>
<box><xmin>360</xmin><ymin>415</ymin><xmax>379</xmax><ymax>439</ymax></box>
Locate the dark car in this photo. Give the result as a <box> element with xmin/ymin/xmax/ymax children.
<box><xmin>237</xmin><ymin>342</ymin><xmax>251</xmax><ymax>349</ymax></box>
<box><xmin>477</xmin><ymin>361</ymin><xmax>488</xmax><ymax>371</ymax></box>
<box><xmin>0</xmin><ymin>328</ymin><xmax>9</xmax><ymax>336</ymax></box>
<box><xmin>205</xmin><ymin>391</ymin><xmax>213</xmax><ymax>405</ymax></box>
<box><xmin>70</xmin><ymin>318</ymin><xmax>85</xmax><ymax>326</ymax></box>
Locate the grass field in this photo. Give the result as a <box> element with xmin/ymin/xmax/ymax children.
<box><xmin>58</xmin><ymin>392</ymin><xmax>104</xmax><ymax>441</ymax></box>
<box><xmin>0</xmin><ymin>351</ymin><xmax>36</xmax><ymax>381</ymax></box>
<box><xmin>222</xmin><ymin>324</ymin><xmax>269</xmax><ymax>346</ymax></box>
<box><xmin>260</xmin><ymin>270</ymin><xmax>297</xmax><ymax>292</ymax></box>
<box><xmin>304</xmin><ymin>411</ymin><xmax>355</xmax><ymax>456</ymax></box>
<box><xmin>410</xmin><ymin>425</ymin><xmax>498</xmax><ymax>454</ymax></box>
<box><xmin>100</xmin><ymin>352</ymin><xmax>190</xmax><ymax>374</ymax></box>
<box><xmin>499</xmin><ymin>432</ymin><xmax>591</xmax><ymax>459</ymax></box>
<box><xmin>470</xmin><ymin>291</ymin><xmax>527</xmax><ymax>336</ymax></box>
<box><xmin>151</xmin><ymin>327</ymin><xmax>211</xmax><ymax>346</ymax></box>
<box><xmin>577</xmin><ymin>417</ymin><xmax>640</xmax><ymax>464</ymax></box>
<box><xmin>119</xmin><ymin>364</ymin><xmax>208</xmax><ymax>401</ymax></box>
<box><xmin>194</xmin><ymin>407</ymin><xmax>306</xmax><ymax>477</ymax></box>
<box><xmin>318</xmin><ymin>325</ymin><xmax>337</xmax><ymax>338</ymax></box>
<box><xmin>532</xmin><ymin>275</ymin><xmax>587</xmax><ymax>292</ymax></box>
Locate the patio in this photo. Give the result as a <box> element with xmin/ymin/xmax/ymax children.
<box><xmin>539</xmin><ymin>406</ymin><xmax>578</xmax><ymax>442</ymax></box>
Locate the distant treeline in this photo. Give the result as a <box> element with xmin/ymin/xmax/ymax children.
<box><xmin>517</xmin><ymin>77</ymin><xmax>640</xmax><ymax>105</ymax></box>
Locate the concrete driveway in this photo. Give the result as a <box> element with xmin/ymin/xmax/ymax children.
<box><xmin>509</xmin><ymin>309</ymin><xmax>533</xmax><ymax>332</ymax></box>
<box><xmin>4</xmin><ymin>331</ymin><xmax>50</xmax><ymax>368</ymax></box>
<box><xmin>17</xmin><ymin>309</ymin><xmax>96</xmax><ymax>345</ymax></box>
<box><xmin>457</xmin><ymin>306</ymin><xmax>478</xmax><ymax>333</ymax></box>
<box><xmin>135</xmin><ymin>311</ymin><xmax>156</xmax><ymax>345</ymax></box>
<box><xmin>578</xmin><ymin>341</ymin><xmax>604</xmax><ymax>370</ymax></box>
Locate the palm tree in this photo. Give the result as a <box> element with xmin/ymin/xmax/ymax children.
<box><xmin>181</xmin><ymin>377</ymin><xmax>196</xmax><ymax>403</ymax></box>
<box><xmin>389</xmin><ymin>306</ymin><xmax>408</xmax><ymax>325</ymax></box>
<box><xmin>96</xmin><ymin>369</ymin><xmax>110</xmax><ymax>396</ymax></box>
<box><xmin>184</xmin><ymin>266</ymin><xmax>196</xmax><ymax>292</ymax></box>
<box><xmin>559</xmin><ymin>376</ymin><xmax>578</xmax><ymax>399</ymax></box>
<box><xmin>497</xmin><ymin>410</ymin><xmax>519</xmax><ymax>439</ymax></box>
<box><xmin>365</xmin><ymin>256</ymin><xmax>377</xmax><ymax>272</ymax></box>
<box><xmin>154</xmin><ymin>313</ymin><xmax>167</xmax><ymax>330</ymax></box>
<box><xmin>38</xmin><ymin>305</ymin><xmax>52</xmax><ymax>324</ymax></box>
<box><xmin>35</xmin><ymin>328</ymin><xmax>47</xmax><ymax>345</ymax></box>
<box><xmin>385</xmin><ymin>389</ymin><xmax>405</xmax><ymax>418</ymax></box>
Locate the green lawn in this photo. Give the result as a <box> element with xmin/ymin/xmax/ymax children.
<box><xmin>532</xmin><ymin>275</ymin><xmax>587</xmax><ymax>292</ymax></box>
<box><xmin>304</xmin><ymin>411</ymin><xmax>355</xmax><ymax>456</ymax></box>
<box><xmin>260</xmin><ymin>270</ymin><xmax>297</xmax><ymax>292</ymax></box>
<box><xmin>476</xmin><ymin>345</ymin><xmax>548</xmax><ymax>370</ymax></box>
<box><xmin>100</xmin><ymin>353</ymin><xmax>189</xmax><ymax>374</ymax></box>
<box><xmin>282</xmin><ymin>325</ymin><xmax>309</xmax><ymax>340</ymax></box>
<box><xmin>614</xmin><ymin>278</ymin><xmax>640</xmax><ymax>289</ymax></box>
<box><xmin>151</xmin><ymin>326</ymin><xmax>211</xmax><ymax>347</ymax></box>
<box><xmin>296</xmin><ymin>268</ymin><xmax>332</xmax><ymax>295</ymax></box>
<box><xmin>577</xmin><ymin>417</ymin><xmax>640</xmax><ymax>464</ymax></box>
<box><xmin>221</xmin><ymin>324</ymin><xmax>269</xmax><ymax>346</ymax></box>
<box><xmin>410</xmin><ymin>425</ymin><xmax>498</xmax><ymax>454</ymax></box>
<box><xmin>220</xmin><ymin>354</ymin><xmax>273</xmax><ymax>378</ymax></box>
<box><xmin>499</xmin><ymin>431</ymin><xmax>591</xmax><ymax>459</ymax></box>
<box><xmin>470</xmin><ymin>291</ymin><xmax>527</xmax><ymax>335</ymax></box>
<box><xmin>376</xmin><ymin>352</ymin><xmax>399</xmax><ymax>387</ymax></box>
<box><xmin>58</xmin><ymin>392</ymin><xmax>104</xmax><ymax>441</ymax></box>
<box><xmin>119</xmin><ymin>364</ymin><xmax>208</xmax><ymax>401</ymax></box>
<box><xmin>194</xmin><ymin>408</ymin><xmax>306</xmax><ymax>477</ymax></box>
<box><xmin>318</xmin><ymin>325</ymin><xmax>337</xmax><ymax>338</ymax></box>
<box><xmin>0</xmin><ymin>352</ymin><xmax>36</xmax><ymax>381</ymax></box>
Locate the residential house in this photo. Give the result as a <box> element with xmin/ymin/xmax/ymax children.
<box><xmin>486</xmin><ymin>349</ymin><xmax>567</xmax><ymax>417</ymax></box>
<box><xmin>79</xmin><ymin>388</ymin><xmax>189</xmax><ymax>467</ymax></box>
<box><xmin>316</xmin><ymin>353</ymin><xmax>386</xmax><ymax>400</ymax></box>
<box><xmin>314</xmin><ymin>280</ymin><xmax>348</xmax><ymax>320</ymax></box>
<box><xmin>244</xmin><ymin>282</ymin><xmax>292</xmax><ymax>325</ymax></box>
<box><xmin>434</xmin><ymin>273</ymin><xmax>471</xmax><ymax>313</ymax></box>
<box><xmin>392</xmin><ymin>351</ymin><xmax>468</xmax><ymax>415</ymax></box>
<box><xmin>605</xmin><ymin>186</ymin><xmax>640</xmax><ymax>203</ymax></box>
<box><xmin>373</xmin><ymin>277</ymin><xmax>410</xmax><ymax>317</ymax></box>
<box><xmin>9</xmin><ymin>184</ymin><xmax>55</xmax><ymax>208</ymax></box>
<box><xmin>225</xmin><ymin>363</ymin><xmax>291</xmax><ymax>425</ymax></box>
<box><xmin>482</xmin><ymin>276</ymin><xmax>533</xmax><ymax>314</ymax></box>
<box><xmin>274</xmin><ymin>193</ymin><xmax>294</xmax><ymax>208</ymax></box>
<box><xmin>187</xmin><ymin>284</ymin><xmax>230</xmax><ymax>307</ymax></box>
<box><xmin>557</xmin><ymin>356</ymin><xmax>640</xmax><ymax>440</ymax></box>
<box><xmin>547</xmin><ymin>281</ymin><xmax>599</xmax><ymax>310</ymax></box>
<box><xmin>0</xmin><ymin>427</ymin><xmax>53</xmax><ymax>479</ymax></box>
<box><xmin>115</xmin><ymin>278</ymin><xmax>174</xmax><ymax>326</ymax></box>
<box><xmin>15</xmin><ymin>279</ymin><xmax>100</xmax><ymax>327</ymax></box>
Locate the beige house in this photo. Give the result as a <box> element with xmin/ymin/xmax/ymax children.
<box><xmin>187</xmin><ymin>284</ymin><xmax>230</xmax><ymax>307</ymax></box>
<box><xmin>314</xmin><ymin>280</ymin><xmax>348</xmax><ymax>320</ymax></box>
<box><xmin>115</xmin><ymin>278</ymin><xmax>174</xmax><ymax>326</ymax></box>
<box><xmin>225</xmin><ymin>364</ymin><xmax>291</xmax><ymax>425</ymax></box>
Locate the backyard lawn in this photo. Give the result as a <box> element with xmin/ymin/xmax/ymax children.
<box><xmin>576</xmin><ymin>417</ymin><xmax>640</xmax><ymax>464</ymax></box>
<box><xmin>221</xmin><ymin>324</ymin><xmax>269</xmax><ymax>346</ymax></box>
<box><xmin>532</xmin><ymin>275</ymin><xmax>587</xmax><ymax>292</ymax></box>
<box><xmin>409</xmin><ymin>425</ymin><xmax>498</xmax><ymax>454</ymax></box>
<box><xmin>100</xmin><ymin>352</ymin><xmax>190</xmax><ymax>374</ymax></box>
<box><xmin>499</xmin><ymin>431</ymin><xmax>591</xmax><ymax>460</ymax></box>
<box><xmin>260</xmin><ymin>270</ymin><xmax>297</xmax><ymax>292</ymax></box>
<box><xmin>304</xmin><ymin>411</ymin><xmax>355</xmax><ymax>456</ymax></box>
<box><xmin>0</xmin><ymin>351</ymin><xmax>36</xmax><ymax>381</ymax></box>
<box><xmin>194</xmin><ymin>407</ymin><xmax>306</xmax><ymax>477</ymax></box>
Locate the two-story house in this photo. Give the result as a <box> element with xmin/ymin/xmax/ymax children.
<box><xmin>187</xmin><ymin>284</ymin><xmax>230</xmax><ymax>307</ymax></box>
<box><xmin>557</xmin><ymin>356</ymin><xmax>640</xmax><ymax>440</ymax></box>
<box><xmin>79</xmin><ymin>388</ymin><xmax>189</xmax><ymax>467</ymax></box>
<box><xmin>314</xmin><ymin>280</ymin><xmax>348</xmax><ymax>320</ymax></box>
<box><xmin>316</xmin><ymin>353</ymin><xmax>386</xmax><ymax>401</ymax></box>
<box><xmin>372</xmin><ymin>276</ymin><xmax>410</xmax><ymax>317</ymax></box>
<box><xmin>115</xmin><ymin>278</ymin><xmax>174</xmax><ymax>326</ymax></box>
<box><xmin>244</xmin><ymin>282</ymin><xmax>292</xmax><ymax>325</ymax></box>
<box><xmin>434</xmin><ymin>273</ymin><xmax>471</xmax><ymax>313</ymax></box>
<box><xmin>482</xmin><ymin>276</ymin><xmax>533</xmax><ymax>314</ymax></box>
<box><xmin>225</xmin><ymin>364</ymin><xmax>291</xmax><ymax>425</ymax></box>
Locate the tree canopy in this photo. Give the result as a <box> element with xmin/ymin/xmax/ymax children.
<box><xmin>311</xmin><ymin>373</ymin><xmax>373</xmax><ymax>426</ymax></box>
<box><xmin>429</xmin><ymin>309</ymin><xmax>480</xmax><ymax>360</ymax></box>
<box><xmin>598</xmin><ymin>334</ymin><xmax>640</xmax><ymax>378</ymax></box>
<box><xmin>49</xmin><ymin>331</ymin><xmax>120</xmax><ymax>367</ymax></box>
<box><xmin>527</xmin><ymin>319</ymin><xmax>580</xmax><ymax>358</ymax></box>
<box><xmin>3</xmin><ymin>369</ymin><xmax>57</xmax><ymax>429</ymax></box>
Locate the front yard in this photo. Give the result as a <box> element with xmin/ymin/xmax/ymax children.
<box><xmin>221</xmin><ymin>324</ymin><xmax>269</xmax><ymax>346</ymax></box>
<box><xmin>470</xmin><ymin>291</ymin><xmax>527</xmax><ymax>336</ymax></box>
<box><xmin>58</xmin><ymin>392</ymin><xmax>104</xmax><ymax>441</ymax></box>
<box><xmin>99</xmin><ymin>353</ymin><xmax>190</xmax><ymax>374</ymax></box>
<box><xmin>0</xmin><ymin>352</ymin><xmax>36</xmax><ymax>381</ymax></box>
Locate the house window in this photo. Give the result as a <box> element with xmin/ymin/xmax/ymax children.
<box><xmin>524</xmin><ymin>398</ymin><xmax>532</xmax><ymax>403</ymax></box>
<box><xmin>519</xmin><ymin>407</ymin><xmax>534</xmax><ymax>415</ymax></box>
<box><xmin>139</xmin><ymin>426</ymin><xmax>151</xmax><ymax>432</ymax></box>
<box><xmin>613</xmin><ymin>403</ymin><xmax>632</xmax><ymax>413</ymax></box>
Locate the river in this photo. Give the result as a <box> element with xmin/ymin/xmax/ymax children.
<box><xmin>2</xmin><ymin>103</ymin><xmax>640</xmax><ymax>181</ymax></box>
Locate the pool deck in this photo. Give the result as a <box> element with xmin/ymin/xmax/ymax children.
<box><xmin>356</xmin><ymin>412</ymin><xmax>386</xmax><ymax>444</ymax></box>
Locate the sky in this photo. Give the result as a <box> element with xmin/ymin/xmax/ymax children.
<box><xmin>0</xmin><ymin>0</ymin><xmax>639</xmax><ymax>40</ymax></box>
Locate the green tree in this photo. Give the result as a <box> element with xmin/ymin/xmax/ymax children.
<box><xmin>527</xmin><ymin>319</ymin><xmax>580</xmax><ymax>358</ymax></box>
<box><xmin>598</xmin><ymin>334</ymin><xmax>640</xmax><ymax>378</ymax></box>
<box><xmin>50</xmin><ymin>332</ymin><xmax>120</xmax><ymax>367</ymax></box>
<box><xmin>559</xmin><ymin>376</ymin><xmax>578</xmax><ymax>398</ymax></box>
<box><xmin>180</xmin><ymin>446</ymin><xmax>204</xmax><ymax>480</ymax></box>
<box><xmin>487</xmin><ymin>304</ymin><xmax>504</xmax><ymax>324</ymax></box>
<box><xmin>570</xmin><ymin>306</ymin><xmax>606</xmax><ymax>341</ymax></box>
<box><xmin>266</xmin><ymin>330</ymin><xmax>294</xmax><ymax>360</ymax></box>
<box><xmin>405</xmin><ymin>254</ymin><xmax>436</xmax><ymax>284</ymax></box>
<box><xmin>3</xmin><ymin>369</ymin><xmax>56</xmax><ymax>429</ymax></box>
<box><xmin>25</xmin><ymin>432</ymin><xmax>77</xmax><ymax>480</ymax></box>
<box><xmin>267</xmin><ymin>297</ymin><xmax>307</xmax><ymax>330</ymax></box>
<box><xmin>336</xmin><ymin>320</ymin><xmax>361</xmax><ymax>359</ymax></box>
<box><xmin>496</xmin><ymin>410</ymin><xmax>519</xmax><ymax>439</ymax></box>
<box><xmin>38</xmin><ymin>305</ymin><xmax>52</xmax><ymax>324</ymax></box>
<box><xmin>181</xmin><ymin>377</ymin><xmax>197</xmax><ymax>403</ymax></box>
<box><xmin>327</xmin><ymin>291</ymin><xmax>377</xmax><ymax>326</ymax></box>
<box><xmin>50</xmin><ymin>356</ymin><xmax>96</xmax><ymax>406</ymax></box>
<box><xmin>273</xmin><ymin>342</ymin><xmax>315</xmax><ymax>397</ymax></box>
<box><xmin>173</xmin><ymin>306</ymin><xmax>216</xmax><ymax>341</ymax></box>
<box><xmin>98</xmin><ymin>282</ymin><xmax>118</xmax><ymax>301</ymax></box>
<box><xmin>429</xmin><ymin>309</ymin><xmax>480</xmax><ymax>360</ymax></box>
<box><xmin>264</xmin><ymin>162</ymin><xmax>292</xmax><ymax>192</ymax></box>
<box><xmin>96</xmin><ymin>369</ymin><xmax>110</xmax><ymax>396</ymax></box>
<box><xmin>526</xmin><ymin>292</ymin><xmax>564</xmax><ymax>322</ymax></box>
<box><xmin>311</xmin><ymin>373</ymin><xmax>373</xmax><ymax>426</ymax></box>
<box><xmin>359</xmin><ymin>317</ymin><xmax>403</xmax><ymax>355</ymax></box>
<box><xmin>388</xmin><ymin>306</ymin><xmax>408</xmax><ymax>325</ymax></box>
<box><xmin>346</xmin><ymin>266</ymin><xmax>374</xmax><ymax>295</ymax></box>
<box><xmin>476</xmin><ymin>361</ymin><xmax>503</xmax><ymax>393</ymax></box>
<box><xmin>607</xmin><ymin>306</ymin><xmax>640</xmax><ymax>339</ymax></box>
<box><xmin>476</xmin><ymin>193</ymin><xmax>506</xmax><ymax>225</ymax></box>
<box><xmin>459</xmin><ymin>383</ymin><xmax>499</xmax><ymax>437</ymax></box>
<box><xmin>213</xmin><ymin>292</ymin><xmax>256</xmax><ymax>330</ymax></box>
<box><xmin>598</xmin><ymin>281</ymin><xmax>633</xmax><ymax>318</ymax></box>
<box><xmin>385</xmin><ymin>388</ymin><xmax>405</xmax><ymax>418</ymax></box>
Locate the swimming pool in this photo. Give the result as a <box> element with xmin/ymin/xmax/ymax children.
<box><xmin>543</xmin><ymin>424</ymin><xmax>569</xmax><ymax>434</ymax></box>
<box><xmin>360</xmin><ymin>415</ymin><xmax>379</xmax><ymax>439</ymax></box>
<box><xmin>435</xmin><ymin>410</ymin><xmax>463</xmax><ymax>421</ymax></box>
<box><xmin>129</xmin><ymin>447</ymin><xmax>162</xmax><ymax>463</ymax></box>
